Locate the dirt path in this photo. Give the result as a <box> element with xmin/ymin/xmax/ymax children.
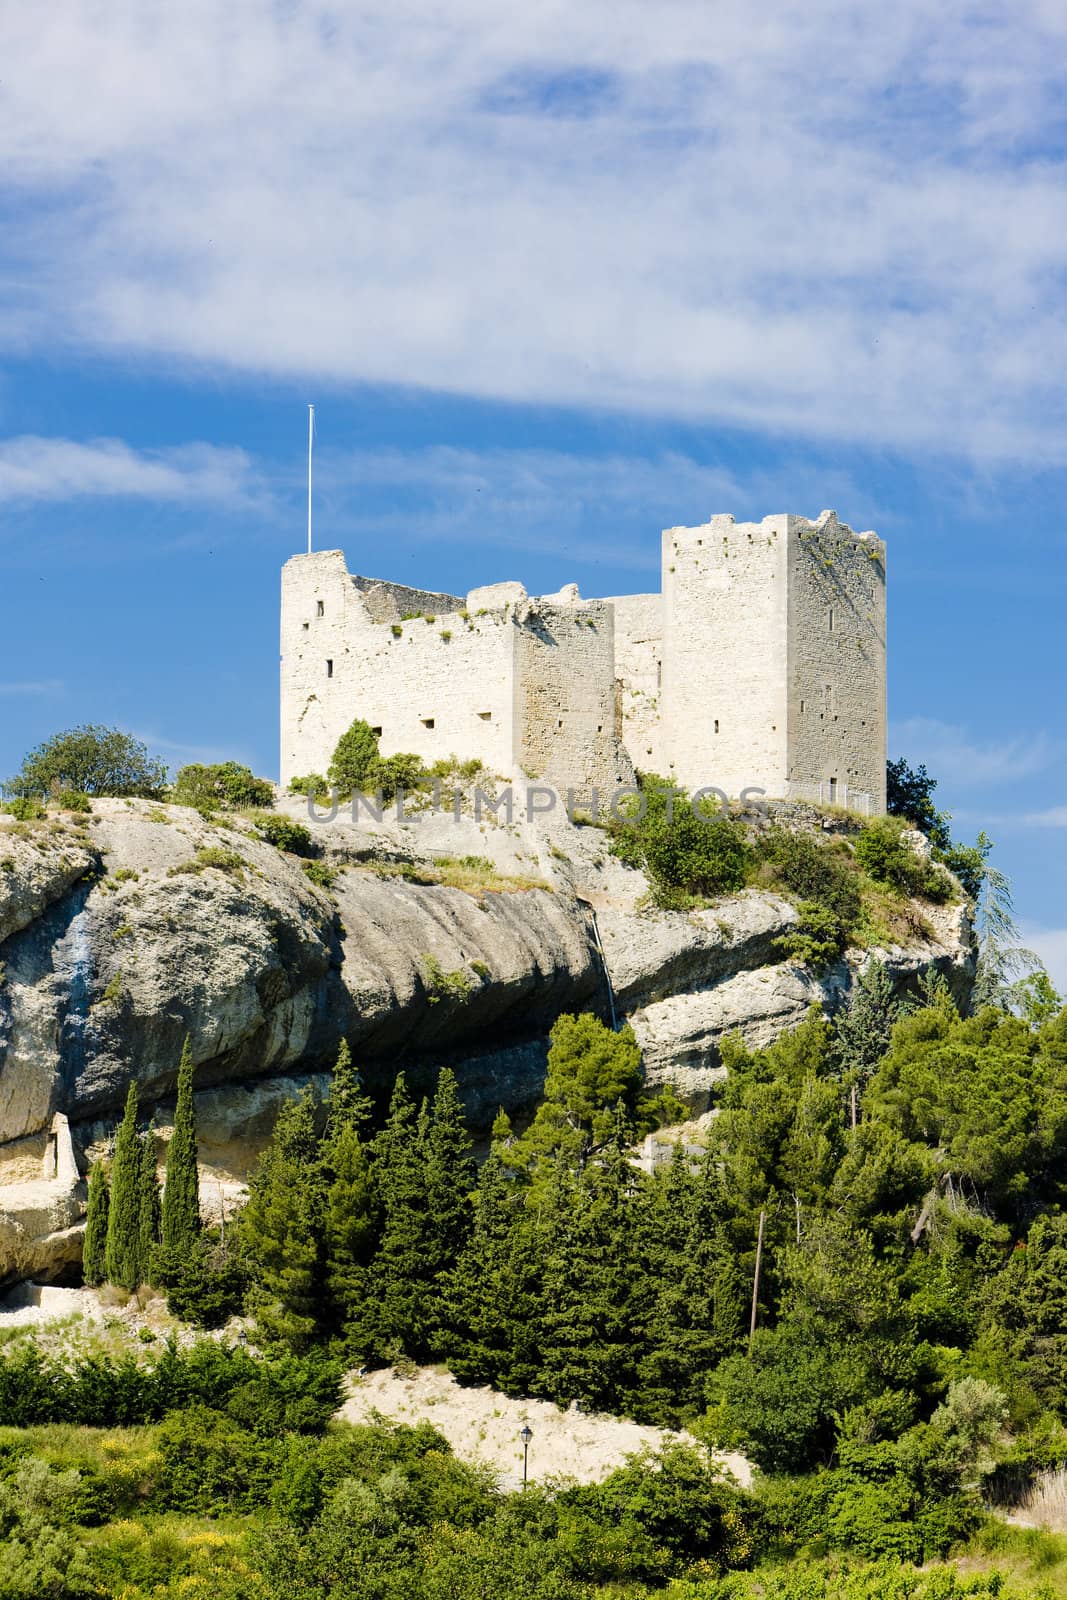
<box><xmin>339</xmin><ymin>1364</ymin><xmax>753</xmax><ymax>1489</ymax></box>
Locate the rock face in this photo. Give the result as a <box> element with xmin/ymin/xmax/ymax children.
<box><xmin>0</xmin><ymin>797</ymin><xmax>976</xmax><ymax>1283</ymax></box>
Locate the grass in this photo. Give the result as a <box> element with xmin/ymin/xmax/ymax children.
<box><xmin>365</xmin><ymin>854</ymin><xmax>550</xmax><ymax>896</ymax></box>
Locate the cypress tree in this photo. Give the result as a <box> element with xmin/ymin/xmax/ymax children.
<box><xmin>832</xmin><ymin>960</ymin><xmax>907</xmax><ymax>1083</ymax></box>
<box><xmin>323</xmin><ymin>1121</ymin><xmax>379</xmax><ymax>1336</ymax></box>
<box><xmin>161</xmin><ymin>1038</ymin><xmax>201</xmax><ymax>1252</ymax></box>
<box><xmin>355</xmin><ymin>1073</ymin><xmax>436</xmax><ymax>1358</ymax></box>
<box><xmin>105</xmin><ymin>1083</ymin><xmax>143</xmax><ymax>1291</ymax></box>
<box><xmin>326</xmin><ymin>1038</ymin><xmax>372</xmax><ymax>1136</ymax></box>
<box><xmin>82</xmin><ymin>1160</ymin><xmax>110</xmax><ymax>1287</ymax></box>
<box><xmin>425</xmin><ymin>1068</ymin><xmax>477</xmax><ymax>1268</ymax></box>
<box><xmin>138</xmin><ymin>1123</ymin><xmax>161</xmax><ymax>1282</ymax></box>
<box><xmin>240</xmin><ymin>1087</ymin><xmax>324</xmax><ymax>1350</ymax></box>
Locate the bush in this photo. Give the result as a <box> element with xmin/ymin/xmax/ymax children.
<box><xmin>1</xmin><ymin>797</ymin><xmax>46</xmax><ymax>821</ymax></box>
<box><xmin>254</xmin><ymin>813</ymin><xmax>315</xmax><ymax>856</ymax></box>
<box><xmin>775</xmin><ymin>901</ymin><xmax>850</xmax><ymax>968</ymax></box>
<box><xmin>171</xmin><ymin>761</ymin><xmax>274</xmax><ymax>812</ymax></box>
<box><xmin>610</xmin><ymin>778</ymin><xmax>752</xmax><ymax>906</ymax></box>
<box><xmin>53</xmin><ymin>789</ymin><xmax>91</xmax><ymax>813</ymax></box>
<box><xmin>153</xmin><ymin>1234</ymin><xmax>248</xmax><ymax>1329</ymax></box>
<box><xmin>855</xmin><ymin>817</ymin><xmax>952</xmax><ymax>902</ymax></box>
<box><xmin>328</xmin><ymin>719</ymin><xmax>381</xmax><ymax>795</ymax></box>
<box><xmin>757</xmin><ymin>827</ymin><xmax>862</xmax><ymax>928</ymax></box>
<box><xmin>372</xmin><ymin>751</ymin><xmax>429</xmax><ymax>802</ymax></box>
<box><xmin>289</xmin><ymin>772</ymin><xmax>330</xmax><ymax>800</ymax></box>
<box><xmin>4</xmin><ymin>725</ymin><xmax>167</xmax><ymax>800</ymax></box>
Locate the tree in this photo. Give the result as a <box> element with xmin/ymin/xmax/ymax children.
<box><xmin>161</xmin><ymin>1039</ymin><xmax>201</xmax><ymax>1253</ymax></box>
<box><xmin>4</xmin><ymin>724</ymin><xmax>167</xmax><ymax>800</ymax></box>
<box><xmin>104</xmin><ymin>1084</ymin><xmax>144</xmax><ymax>1291</ymax></box>
<box><xmin>240</xmin><ymin>1089</ymin><xmax>324</xmax><ymax>1350</ymax></box>
<box><xmin>322</xmin><ymin>1122</ymin><xmax>379</xmax><ymax>1336</ymax></box>
<box><xmin>137</xmin><ymin>1123</ymin><xmax>161</xmax><ymax>1281</ymax></box>
<box><xmin>328</xmin><ymin>719</ymin><xmax>381</xmax><ymax>796</ymax></box>
<box><xmin>833</xmin><ymin>960</ymin><xmax>908</xmax><ymax>1084</ymax></box>
<box><xmin>171</xmin><ymin>761</ymin><xmax>274</xmax><ymax>811</ymax></box>
<box><xmin>325</xmin><ymin>1039</ymin><xmax>371</xmax><ymax>1138</ymax></box>
<box><xmin>515</xmin><ymin>1013</ymin><xmax>646</xmax><ymax>1168</ymax></box>
<box><xmin>886</xmin><ymin>758</ymin><xmax>953</xmax><ymax>852</ymax></box>
<box><xmin>610</xmin><ymin>777</ymin><xmax>751</xmax><ymax>908</ymax></box>
<box><xmin>82</xmin><ymin>1161</ymin><xmax>110</xmax><ymax>1287</ymax></box>
<box><xmin>424</xmin><ymin>1069</ymin><xmax>476</xmax><ymax>1268</ymax></box>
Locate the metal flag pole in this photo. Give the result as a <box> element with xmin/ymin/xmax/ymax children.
<box><xmin>307</xmin><ymin>403</ymin><xmax>315</xmax><ymax>553</ymax></box>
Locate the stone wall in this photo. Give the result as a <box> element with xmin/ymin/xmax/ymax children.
<box><xmin>602</xmin><ymin>593</ymin><xmax>663</xmax><ymax>774</ymax></box>
<box><xmin>786</xmin><ymin>512</ymin><xmax>887</xmax><ymax>811</ymax></box>
<box><xmin>658</xmin><ymin>515</ymin><xmax>791</xmax><ymax>797</ymax></box>
<box><xmin>513</xmin><ymin>599</ymin><xmax>635</xmax><ymax>795</ymax></box>
<box><xmin>281</xmin><ymin>552</ymin><xmax>516</xmax><ymax>785</ymax></box>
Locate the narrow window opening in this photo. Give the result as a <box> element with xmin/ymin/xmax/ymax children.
<box><xmin>421</xmin><ymin>717</ymin><xmax>435</xmax><ymax>729</ymax></box>
<box><xmin>828</xmin><ymin>606</ymin><xmax>834</xmax><ymax>632</ymax></box>
<box><xmin>714</xmin><ymin>719</ymin><xmax>719</xmax><ymax>734</ymax></box>
<box><xmin>477</xmin><ymin>710</ymin><xmax>492</xmax><ymax>721</ymax></box>
<box><xmin>829</xmin><ymin>777</ymin><xmax>838</xmax><ymax>803</ymax></box>
<box><xmin>557</xmin><ymin>718</ymin><xmax>564</xmax><ymax>729</ymax></box>
<box><xmin>800</xmin><ymin>699</ymin><xmax>805</xmax><ymax>713</ymax></box>
<box><xmin>316</xmin><ymin>600</ymin><xmax>324</xmax><ymax>618</ymax></box>
<box><xmin>325</xmin><ymin>659</ymin><xmax>333</xmax><ymax>679</ymax></box>
<box><xmin>302</xmin><ymin>622</ymin><xmax>309</xmax><ymax>631</ymax></box>
<box><xmin>656</xmin><ymin>660</ymin><xmax>662</xmax><ymax>690</ymax></box>
<box><xmin>596</xmin><ymin>724</ymin><xmax>603</xmax><ymax>733</ymax></box>
<box><xmin>371</xmin><ymin>726</ymin><xmax>382</xmax><ymax>737</ymax></box>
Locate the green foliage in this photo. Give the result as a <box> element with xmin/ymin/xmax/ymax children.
<box><xmin>328</xmin><ymin>718</ymin><xmax>381</xmax><ymax>794</ymax></box>
<box><xmin>4</xmin><ymin>724</ymin><xmax>167</xmax><ymax>800</ymax></box>
<box><xmin>610</xmin><ymin>776</ymin><xmax>752</xmax><ymax>906</ymax></box>
<box><xmin>887</xmin><ymin>756</ymin><xmax>992</xmax><ymax>901</ymax></box>
<box><xmin>758</xmin><ymin>826</ymin><xmax>863</xmax><ymax>926</ymax></box>
<box><xmin>775</xmin><ymin>901</ymin><xmax>849</xmax><ymax>968</ymax></box>
<box><xmin>421</xmin><ymin>954</ymin><xmax>474</xmax><ymax>1005</ymax></box>
<box><xmin>81</xmin><ymin>1161</ymin><xmax>109</xmax><ymax>1287</ymax></box>
<box><xmin>160</xmin><ymin>1039</ymin><xmax>200</xmax><ymax>1255</ymax></box>
<box><xmin>0</xmin><ymin>797</ymin><xmax>45</xmax><ymax>821</ymax></box>
<box><xmin>155</xmin><ymin>1231</ymin><xmax>248</xmax><ymax>1328</ymax></box>
<box><xmin>239</xmin><ymin>1089</ymin><xmax>324</xmax><ymax>1351</ymax></box>
<box><xmin>52</xmin><ymin>788</ymin><xmax>91</xmax><ymax>813</ymax></box>
<box><xmin>104</xmin><ymin>1083</ymin><xmax>144</xmax><ymax>1292</ymax></box>
<box><xmin>288</xmin><ymin>771</ymin><xmax>330</xmax><ymax>799</ymax></box>
<box><xmin>253</xmin><ymin>812</ymin><xmax>314</xmax><ymax>854</ymax></box>
<box><xmin>171</xmin><ymin>760</ymin><xmax>274</xmax><ymax>811</ymax></box>
<box><xmin>301</xmin><ymin>858</ymin><xmax>336</xmax><ymax>889</ymax></box>
<box><xmin>855</xmin><ymin>816</ymin><xmax>952</xmax><ymax>902</ymax></box>
<box><xmin>137</xmin><ymin>1124</ymin><xmax>161</xmax><ymax>1282</ymax></box>
<box><xmin>167</xmin><ymin>846</ymin><xmax>248</xmax><ymax>877</ymax></box>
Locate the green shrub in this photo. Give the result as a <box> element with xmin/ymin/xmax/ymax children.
<box><xmin>775</xmin><ymin>901</ymin><xmax>850</xmax><ymax>968</ymax></box>
<box><xmin>0</xmin><ymin>796</ymin><xmax>46</xmax><ymax>821</ymax></box>
<box><xmin>53</xmin><ymin>789</ymin><xmax>91</xmax><ymax>813</ymax></box>
<box><xmin>172</xmin><ymin>761</ymin><xmax>274</xmax><ymax>812</ymax></box>
<box><xmin>756</xmin><ymin>826</ymin><xmax>863</xmax><ymax>927</ymax></box>
<box><xmin>328</xmin><ymin>719</ymin><xmax>381</xmax><ymax>794</ymax></box>
<box><xmin>371</xmin><ymin>751</ymin><xmax>429</xmax><ymax>802</ymax></box>
<box><xmin>301</xmin><ymin>859</ymin><xmax>337</xmax><ymax>889</ymax></box>
<box><xmin>254</xmin><ymin>813</ymin><xmax>314</xmax><ymax>856</ymax></box>
<box><xmin>289</xmin><ymin>773</ymin><xmax>330</xmax><ymax>800</ymax></box>
<box><xmin>610</xmin><ymin>778</ymin><xmax>751</xmax><ymax>905</ymax></box>
<box><xmin>855</xmin><ymin>816</ymin><xmax>952</xmax><ymax>902</ymax></box>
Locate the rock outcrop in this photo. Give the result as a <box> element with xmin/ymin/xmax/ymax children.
<box><xmin>0</xmin><ymin>796</ymin><xmax>976</xmax><ymax>1283</ymax></box>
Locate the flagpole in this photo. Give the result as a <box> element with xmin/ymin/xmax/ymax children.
<box><xmin>307</xmin><ymin>406</ymin><xmax>315</xmax><ymax>556</ymax></box>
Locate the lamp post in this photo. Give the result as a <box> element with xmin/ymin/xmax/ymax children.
<box><xmin>520</xmin><ymin>1423</ymin><xmax>533</xmax><ymax>1488</ymax></box>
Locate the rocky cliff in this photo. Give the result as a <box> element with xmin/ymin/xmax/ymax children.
<box><xmin>0</xmin><ymin>796</ymin><xmax>975</xmax><ymax>1282</ymax></box>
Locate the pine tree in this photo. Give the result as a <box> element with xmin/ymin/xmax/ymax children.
<box><xmin>161</xmin><ymin>1038</ymin><xmax>201</xmax><ymax>1252</ymax></box>
<box><xmin>323</xmin><ymin>1121</ymin><xmax>379</xmax><ymax>1335</ymax></box>
<box><xmin>425</xmin><ymin>1068</ymin><xmax>477</xmax><ymax>1268</ymax></box>
<box><xmin>832</xmin><ymin>960</ymin><xmax>907</xmax><ymax>1083</ymax></box>
<box><xmin>137</xmin><ymin>1123</ymin><xmax>161</xmax><ymax>1282</ymax></box>
<box><xmin>326</xmin><ymin>1038</ymin><xmax>372</xmax><ymax>1136</ymax></box>
<box><xmin>354</xmin><ymin>1073</ymin><xmax>436</xmax><ymax>1358</ymax></box>
<box><xmin>239</xmin><ymin>1087</ymin><xmax>324</xmax><ymax>1351</ymax></box>
<box><xmin>82</xmin><ymin>1160</ymin><xmax>110</xmax><ymax>1287</ymax></box>
<box><xmin>104</xmin><ymin>1083</ymin><xmax>143</xmax><ymax>1291</ymax></box>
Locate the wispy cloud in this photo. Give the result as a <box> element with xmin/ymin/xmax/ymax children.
<box><xmin>0</xmin><ymin>678</ymin><xmax>64</xmax><ymax>697</ymax></box>
<box><xmin>1</xmin><ymin>4</ymin><xmax>1066</xmax><ymax>459</ymax></box>
<box><xmin>889</xmin><ymin>717</ymin><xmax>1060</xmax><ymax>786</ymax></box>
<box><xmin>1019</xmin><ymin>924</ymin><xmax>1067</xmax><ymax>995</ymax></box>
<box><xmin>0</xmin><ymin>435</ymin><xmax>263</xmax><ymax>509</ymax></box>
<box><xmin>1021</xmin><ymin>805</ymin><xmax>1067</xmax><ymax>827</ymax></box>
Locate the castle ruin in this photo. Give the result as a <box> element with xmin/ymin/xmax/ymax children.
<box><xmin>280</xmin><ymin>509</ymin><xmax>887</xmax><ymax>811</ymax></box>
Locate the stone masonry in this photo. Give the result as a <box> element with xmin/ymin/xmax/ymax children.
<box><xmin>280</xmin><ymin>510</ymin><xmax>886</xmax><ymax>809</ymax></box>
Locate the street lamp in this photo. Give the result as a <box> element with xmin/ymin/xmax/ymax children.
<box><xmin>520</xmin><ymin>1423</ymin><xmax>533</xmax><ymax>1488</ymax></box>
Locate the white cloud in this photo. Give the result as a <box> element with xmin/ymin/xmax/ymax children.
<box><xmin>889</xmin><ymin>717</ymin><xmax>1059</xmax><ymax>786</ymax></box>
<box><xmin>0</xmin><ymin>679</ymin><xmax>64</xmax><ymax>697</ymax></box>
<box><xmin>1019</xmin><ymin>925</ymin><xmax>1067</xmax><ymax>996</ymax></box>
<box><xmin>1</xmin><ymin>3</ymin><xmax>1066</xmax><ymax>458</ymax></box>
<box><xmin>0</xmin><ymin>435</ymin><xmax>262</xmax><ymax>508</ymax></box>
<box><xmin>1021</xmin><ymin>805</ymin><xmax>1067</xmax><ymax>827</ymax></box>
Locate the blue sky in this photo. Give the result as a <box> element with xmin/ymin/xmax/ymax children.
<box><xmin>1</xmin><ymin>1</ymin><xmax>1065</xmax><ymax>984</ymax></box>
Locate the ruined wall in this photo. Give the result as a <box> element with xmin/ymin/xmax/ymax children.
<box><xmin>280</xmin><ymin>552</ymin><xmax>517</xmax><ymax>785</ymax></box>
<box><xmin>601</xmin><ymin>593</ymin><xmax>664</xmax><ymax>774</ymax></box>
<box><xmin>659</xmin><ymin>516</ymin><xmax>791</xmax><ymax>797</ymax></box>
<box><xmin>786</xmin><ymin>512</ymin><xmax>887</xmax><ymax>810</ymax></box>
<box><xmin>513</xmin><ymin>600</ymin><xmax>635</xmax><ymax>796</ymax></box>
